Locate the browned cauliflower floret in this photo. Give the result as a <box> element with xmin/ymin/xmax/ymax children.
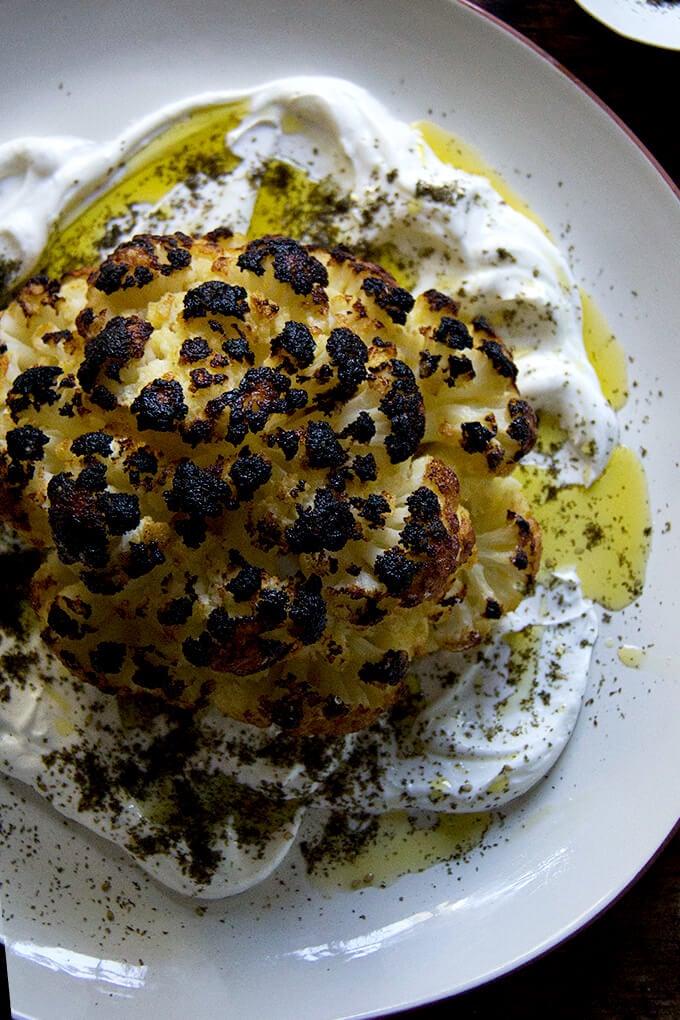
<box><xmin>0</xmin><ymin>232</ymin><xmax>540</xmax><ymax>734</ymax></box>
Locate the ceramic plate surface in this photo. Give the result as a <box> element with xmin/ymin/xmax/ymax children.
<box><xmin>575</xmin><ymin>0</ymin><xmax>680</xmax><ymax>48</ymax></box>
<box><xmin>1</xmin><ymin>2</ymin><xmax>679</xmax><ymax>1018</ymax></box>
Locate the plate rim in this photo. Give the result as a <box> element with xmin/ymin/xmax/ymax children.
<box><xmin>461</xmin><ymin>0</ymin><xmax>679</xmax><ymax>195</ymax></box>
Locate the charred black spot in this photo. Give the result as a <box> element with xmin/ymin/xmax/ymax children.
<box><xmin>305</xmin><ymin>420</ymin><xmax>346</xmax><ymax>469</ymax></box>
<box><xmin>434</xmin><ymin>317</ymin><xmax>473</xmax><ymax>350</ymax></box>
<box><xmin>507</xmin><ymin>398</ymin><xmax>537</xmax><ymax>456</ymax></box>
<box><xmin>125</xmin><ymin>446</ymin><xmax>158</xmax><ymax>483</ymax></box>
<box><xmin>90</xmin><ymin>641</ymin><xmax>126</xmax><ymax>674</ymax></box>
<box><xmin>190</xmin><ymin>368</ymin><xmax>226</xmax><ymax>390</ymax></box>
<box><xmin>131</xmin><ymin>378</ymin><xmax>188</xmax><ymax>432</ymax></box>
<box><xmin>358</xmin><ymin>649</ymin><xmax>409</xmax><ymax>686</ymax></box>
<box><xmin>289</xmin><ymin>576</ymin><xmax>326</xmax><ymax>645</ymax></box>
<box><xmin>6</xmin><ymin>425</ymin><xmax>49</xmax><ymax>461</ymax></box>
<box><xmin>272</xmin><ymin>320</ymin><xmax>316</xmax><ymax>368</ymax></box>
<box><xmin>164</xmin><ymin>245</ymin><xmax>192</xmax><ymax>271</ymax></box>
<box><xmin>484</xmin><ymin>598</ymin><xmax>502</xmax><ymax>619</ymax></box>
<box><xmin>226</xmin><ymin>564</ymin><xmax>262</xmax><ymax>602</ymax></box>
<box><xmin>132</xmin><ymin>266</ymin><xmax>154</xmax><ymax>287</ymax></box>
<box><xmin>180</xmin><ymin>419</ymin><xmax>214</xmax><ymax>447</ymax></box>
<box><xmin>471</xmin><ymin>315</ymin><xmax>497</xmax><ymax>337</ymax></box>
<box><xmin>78</xmin><ymin>315</ymin><xmax>153</xmax><ymax>391</ymax></box>
<box><xmin>326</xmin><ymin>327</ymin><xmax>369</xmax><ymax>392</ymax></box>
<box><xmin>361</xmin><ymin>276</ymin><xmax>414</xmax><ymax>325</ymax></box>
<box><xmin>352</xmin><ymin>453</ymin><xmax>377</xmax><ymax>482</ymax></box>
<box><xmin>418</xmin><ymin>351</ymin><xmax>442</xmax><ymax>379</ymax></box>
<box><xmin>164</xmin><ymin>460</ymin><xmax>233</xmax><ymax>519</ymax></box>
<box><xmin>406</xmin><ymin>486</ymin><xmax>440</xmax><ymax>520</ymax></box>
<box><xmin>461</xmin><ymin>421</ymin><xmax>495</xmax><ymax>454</ymax></box>
<box><xmin>127</xmin><ymin>540</ymin><xmax>165</xmax><ymax>578</ymax></box>
<box><xmin>8</xmin><ymin>366</ymin><xmax>63</xmax><ymax>417</ymax></box>
<box><xmin>229</xmin><ymin>449</ymin><xmax>272</xmax><ymax>500</ymax></box>
<box><xmin>183</xmin><ymin>632</ymin><xmax>215</xmax><ymax>667</ymax></box>
<box><xmin>358</xmin><ymin>493</ymin><xmax>390</xmax><ymax>527</ymax></box>
<box><xmin>75</xmin><ymin>461</ymin><xmax>108</xmax><ymax>493</ymax></box>
<box><xmin>180</xmin><ymin>336</ymin><xmax>212</xmax><ymax>363</ymax></box>
<box><xmin>91</xmin><ymin>237</ymin><xmax>169</xmax><ymax>292</ymax></box>
<box><xmin>256</xmin><ymin>588</ymin><xmax>289</xmax><ymax>627</ymax></box>
<box><xmin>92</xmin><ymin>260</ymin><xmax>128</xmax><ymax>295</ymax></box>
<box><xmin>47</xmin><ymin>472</ymin><xmax>111</xmax><ymax>567</ymax></box>
<box><xmin>400</xmin><ymin>516</ymin><xmax>446</xmax><ymax>553</ymax></box>
<box><xmin>422</xmin><ymin>289</ymin><xmax>459</xmax><ymax>314</ymax></box>
<box><xmin>480</xmin><ymin>339</ymin><xmax>517</xmax><ymax>381</ymax></box>
<box><xmin>446</xmin><ymin>354</ymin><xmax>475</xmax><ymax>384</ymax></box>
<box><xmin>374</xmin><ymin>547</ymin><xmax>418</xmax><ymax>595</ymax></box>
<box><xmin>80</xmin><ymin>571</ymin><xmax>124</xmax><ymax>596</ymax></box>
<box><xmin>90</xmin><ymin>385</ymin><xmax>118</xmax><ymax>411</ymax></box>
<box><xmin>354</xmin><ymin>597</ymin><xmax>387</xmax><ymax>626</ymax></box>
<box><xmin>41</xmin><ymin>329</ymin><xmax>73</xmax><ymax>346</ymax></box>
<box><xmin>286</xmin><ymin>487</ymin><xmax>358</xmax><ymax>553</ymax></box>
<box><xmin>47</xmin><ymin>603</ymin><xmax>86</xmax><ymax>640</ymax></box>
<box><xmin>157</xmin><ymin>596</ymin><xmax>194</xmax><ymax>626</ymax></box>
<box><xmin>5</xmin><ymin>460</ymin><xmax>34</xmax><ymax>487</ymax></box>
<box><xmin>222</xmin><ymin>335</ymin><xmax>254</xmax><ymax>364</ymax></box>
<box><xmin>325</xmin><ymin>469</ymin><xmax>348</xmax><ymax>494</ymax></box>
<box><xmin>206</xmin><ymin>607</ymin><xmax>235</xmax><ymax>643</ymax></box>
<box><xmin>71</xmin><ymin>431</ymin><xmax>114</xmax><ymax>458</ymax></box>
<box><xmin>270</xmin><ymin>696</ymin><xmax>304</xmax><ymax>731</ymax></box>
<box><xmin>96</xmin><ymin>491</ymin><xmax>141</xmax><ymax>535</ymax></box>
<box><xmin>215</xmin><ymin>366</ymin><xmax>306</xmax><ymax>439</ymax></box>
<box><xmin>399</xmin><ymin>521</ymin><xmax>428</xmax><ymax>554</ymax></box>
<box><xmin>379</xmin><ymin>360</ymin><xmax>425</xmax><ymax>464</ymax></box>
<box><xmin>267</xmin><ymin>428</ymin><xmax>299</xmax><ymax>461</ymax></box>
<box><xmin>75</xmin><ymin>307</ymin><xmax>100</xmax><ymax>339</ymax></box>
<box><xmin>132</xmin><ymin>662</ymin><xmax>175</xmax><ymax>692</ymax></box>
<box><xmin>183</xmin><ymin>280</ymin><xmax>249</xmax><ymax>321</ymax></box>
<box><xmin>508</xmin><ymin>510</ymin><xmax>533</xmax><ymax>537</ymax></box>
<box><xmin>486</xmin><ymin>448</ymin><xmax>504</xmax><ymax>471</ymax></box>
<box><xmin>340</xmin><ymin>411</ymin><xmax>376</xmax><ymax>443</ymax></box>
<box><xmin>322</xmin><ymin>694</ymin><xmax>350</xmax><ymax>720</ymax></box>
<box><xmin>287</xmin><ymin>388</ymin><xmax>308</xmax><ymax>409</ymax></box>
<box><xmin>512</xmin><ymin>549</ymin><xmax>529</xmax><ymax>570</ymax></box>
<box><xmin>237</xmin><ymin>236</ymin><xmax>328</xmax><ymax>296</ymax></box>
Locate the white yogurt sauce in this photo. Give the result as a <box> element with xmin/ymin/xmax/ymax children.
<box><xmin>0</xmin><ymin>77</ymin><xmax>614</xmax><ymax>897</ymax></box>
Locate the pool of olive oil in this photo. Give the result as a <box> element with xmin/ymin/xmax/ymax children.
<box><xmin>43</xmin><ymin>101</ymin><xmax>248</xmax><ymax>278</ymax></box>
<box><xmin>306</xmin><ymin>810</ymin><xmax>491</xmax><ymax>893</ymax></box>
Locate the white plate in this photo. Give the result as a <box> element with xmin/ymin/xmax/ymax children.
<box><xmin>575</xmin><ymin>0</ymin><xmax>680</xmax><ymax>49</ymax></box>
<box><xmin>1</xmin><ymin>2</ymin><xmax>679</xmax><ymax>1018</ymax></box>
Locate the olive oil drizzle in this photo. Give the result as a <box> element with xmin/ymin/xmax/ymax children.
<box><xmin>304</xmin><ymin>810</ymin><xmax>491</xmax><ymax>892</ymax></box>
<box><xmin>517</xmin><ymin>447</ymin><xmax>651</xmax><ymax>611</ymax></box>
<box><xmin>42</xmin><ymin>101</ymin><xmax>248</xmax><ymax>278</ymax></box>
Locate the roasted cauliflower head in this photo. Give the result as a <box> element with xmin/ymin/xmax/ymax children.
<box><xmin>0</xmin><ymin>231</ymin><xmax>540</xmax><ymax>734</ymax></box>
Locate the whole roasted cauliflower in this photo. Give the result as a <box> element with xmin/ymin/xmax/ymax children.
<box><xmin>0</xmin><ymin>231</ymin><xmax>540</xmax><ymax>734</ymax></box>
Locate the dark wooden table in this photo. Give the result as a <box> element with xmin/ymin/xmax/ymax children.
<box><xmin>476</xmin><ymin>0</ymin><xmax>679</xmax><ymax>186</ymax></box>
<box><xmin>392</xmin><ymin>3</ymin><xmax>680</xmax><ymax>1017</ymax></box>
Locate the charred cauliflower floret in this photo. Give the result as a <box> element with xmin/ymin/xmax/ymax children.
<box><xmin>0</xmin><ymin>232</ymin><xmax>540</xmax><ymax>734</ymax></box>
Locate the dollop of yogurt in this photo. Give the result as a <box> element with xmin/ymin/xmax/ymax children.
<box><xmin>0</xmin><ymin>77</ymin><xmax>614</xmax><ymax>897</ymax></box>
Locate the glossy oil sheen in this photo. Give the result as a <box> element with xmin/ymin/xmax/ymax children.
<box><xmin>42</xmin><ymin>102</ymin><xmax>247</xmax><ymax>277</ymax></box>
